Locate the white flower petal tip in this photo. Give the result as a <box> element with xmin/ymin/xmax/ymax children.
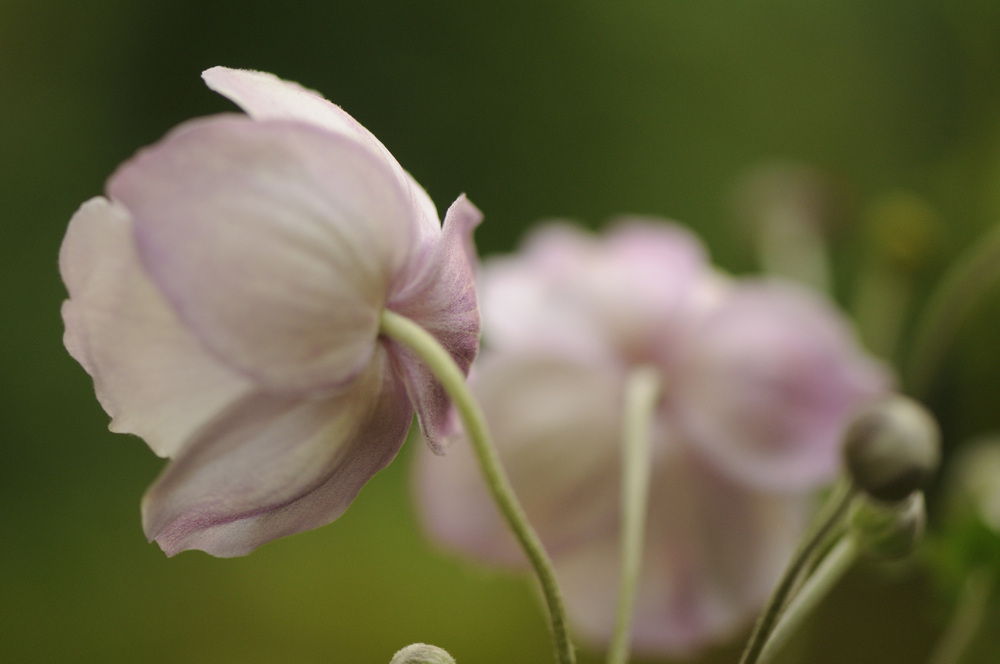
<box><xmin>201</xmin><ymin>67</ymin><xmax>366</xmax><ymax>138</ymax></box>
<box><xmin>201</xmin><ymin>66</ymin><xmax>442</xmax><ymax>243</ymax></box>
<box><xmin>62</xmin><ymin>68</ymin><xmax>482</xmax><ymax>557</ymax></box>
<box><xmin>415</xmin><ymin>218</ymin><xmax>890</xmax><ymax>656</ymax></box>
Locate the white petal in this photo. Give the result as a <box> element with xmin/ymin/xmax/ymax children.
<box><xmin>675</xmin><ymin>280</ymin><xmax>892</xmax><ymax>491</ymax></box>
<box><xmin>109</xmin><ymin>117</ymin><xmax>416</xmax><ymax>392</ymax></box>
<box><xmin>202</xmin><ymin>66</ymin><xmax>440</xmax><ymax>244</ymax></box>
<box><xmin>142</xmin><ymin>349</ymin><xmax>413</xmax><ymax>557</ymax></box>
<box><xmin>557</xmin><ymin>448</ymin><xmax>805</xmax><ymax>657</ymax></box>
<box><xmin>480</xmin><ymin>220</ymin><xmax>707</xmax><ymax>363</ymax></box>
<box><xmin>415</xmin><ymin>352</ymin><xmax>624</xmax><ymax>564</ymax></box>
<box><xmin>202</xmin><ymin>66</ymin><xmax>371</xmax><ymax>139</ymax></box>
<box><xmin>59</xmin><ymin>197</ymin><xmax>252</xmax><ymax>458</ymax></box>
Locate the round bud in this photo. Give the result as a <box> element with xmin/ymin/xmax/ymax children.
<box><xmin>843</xmin><ymin>395</ymin><xmax>941</xmax><ymax>502</ymax></box>
<box><xmin>390</xmin><ymin>643</ymin><xmax>456</xmax><ymax>664</ymax></box>
<box><xmin>865</xmin><ymin>191</ymin><xmax>940</xmax><ymax>271</ymax></box>
<box><xmin>849</xmin><ymin>491</ymin><xmax>926</xmax><ymax>560</ymax></box>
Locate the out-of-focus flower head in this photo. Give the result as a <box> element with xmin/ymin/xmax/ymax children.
<box><xmin>60</xmin><ymin>67</ymin><xmax>482</xmax><ymax>557</ymax></box>
<box><xmin>416</xmin><ymin>220</ymin><xmax>889</xmax><ymax>656</ymax></box>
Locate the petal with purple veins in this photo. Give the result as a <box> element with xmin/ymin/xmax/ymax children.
<box><xmin>388</xmin><ymin>195</ymin><xmax>483</xmax><ymax>450</ymax></box>
<box><xmin>142</xmin><ymin>349</ymin><xmax>413</xmax><ymax>557</ymax></box>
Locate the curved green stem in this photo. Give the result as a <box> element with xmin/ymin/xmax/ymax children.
<box><xmin>927</xmin><ymin>567</ymin><xmax>996</xmax><ymax>664</ymax></box>
<box><xmin>758</xmin><ymin>535</ymin><xmax>859</xmax><ymax>664</ymax></box>
<box><xmin>379</xmin><ymin>310</ymin><xmax>576</xmax><ymax>664</ymax></box>
<box><xmin>738</xmin><ymin>480</ymin><xmax>856</xmax><ymax>664</ymax></box>
<box><xmin>852</xmin><ymin>261</ymin><xmax>913</xmax><ymax>361</ymax></box>
<box><xmin>906</xmin><ymin>222</ymin><xmax>1000</xmax><ymax>397</ymax></box>
<box><xmin>607</xmin><ymin>367</ymin><xmax>661</xmax><ymax>664</ymax></box>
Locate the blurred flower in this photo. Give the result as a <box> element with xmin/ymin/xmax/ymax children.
<box><xmin>60</xmin><ymin>67</ymin><xmax>482</xmax><ymax>557</ymax></box>
<box><xmin>415</xmin><ymin>221</ymin><xmax>889</xmax><ymax>656</ymax></box>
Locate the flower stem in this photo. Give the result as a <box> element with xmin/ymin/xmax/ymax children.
<box><xmin>906</xmin><ymin>222</ymin><xmax>1000</xmax><ymax>397</ymax></box>
<box><xmin>379</xmin><ymin>310</ymin><xmax>576</xmax><ymax>664</ymax></box>
<box><xmin>927</xmin><ymin>567</ymin><xmax>996</xmax><ymax>664</ymax></box>
<box><xmin>738</xmin><ymin>480</ymin><xmax>856</xmax><ymax>664</ymax></box>
<box><xmin>757</xmin><ymin>535</ymin><xmax>859</xmax><ymax>664</ymax></box>
<box><xmin>607</xmin><ymin>367</ymin><xmax>661</xmax><ymax>664</ymax></box>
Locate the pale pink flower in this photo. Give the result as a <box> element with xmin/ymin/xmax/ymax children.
<box><xmin>60</xmin><ymin>67</ymin><xmax>482</xmax><ymax>557</ymax></box>
<box><xmin>416</xmin><ymin>221</ymin><xmax>889</xmax><ymax>655</ymax></box>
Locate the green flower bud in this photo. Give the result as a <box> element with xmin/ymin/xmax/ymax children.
<box><xmin>843</xmin><ymin>395</ymin><xmax>941</xmax><ymax>502</ymax></box>
<box><xmin>865</xmin><ymin>191</ymin><xmax>940</xmax><ymax>272</ymax></box>
<box><xmin>849</xmin><ymin>491</ymin><xmax>926</xmax><ymax>560</ymax></box>
<box><xmin>390</xmin><ymin>643</ymin><xmax>456</xmax><ymax>664</ymax></box>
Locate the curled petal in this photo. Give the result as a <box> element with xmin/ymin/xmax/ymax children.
<box><xmin>59</xmin><ymin>197</ymin><xmax>251</xmax><ymax>458</ymax></box>
<box><xmin>388</xmin><ymin>195</ymin><xmax>483</xmax><ymax>450</ymax></box>
<box><xmin>201</xmin><ymin>66</ymin><xmax>440</xmax><ymax>245</ymax></box>
<box><xmin>202</xmin><ymin>66</ymin><xmax>373</xmax><ymax>141</ymax></box>
<box><xmin>557</xmin><ymin>449</ymin><xmax>805</xmax><ymax>656</ymax></box>
<box><xmin>142</xmin><ymin>350</ymin><xmax>412</xmax><ymax>557</ymax></box>
<box><xmin>675</xmin><ymin>280</ymin><xmax>891</xmax><ymax>491</ymax></box>
<box><xmin>110</xmin><ymin>117</ymin><xmax>415</xmax><ymax>392</ymax></box>
<box><xmin>415</xmin><ymin>353</ymin><xmax>623</xmax><ymax>564</ymax></box>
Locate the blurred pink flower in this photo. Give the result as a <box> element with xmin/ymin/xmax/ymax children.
<box><xmin>60</xmin><ymin>67</ymin><xmax>482</xmax><ymax>557</ymax></box>
<box><xmin>416</xmin><ymin>221</ymin><xmax>889</xmax><ymax>655</ymax></box>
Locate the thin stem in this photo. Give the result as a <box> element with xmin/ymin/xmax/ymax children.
<box><xmin>906</xmin><ymin>222</ymin><xmax>1000</xmax><ymax>397</ymax></box>
<box><xmin>852</xmin><ymin>261</ymin><xmax>913</xmax><ymax>362</ymax></box>
<box><xmin>738</xmin><ymin>481</ymin><xmax>856</xmax><ymax>664</ymax></box>
<box><xmin>607</xmin><ymin>367</ymin><xmax>661</xmax><ymax>664</ymax></box>
<box><xmin>756</xmin><ymin>211</ymin><xmax>832</xmax><ymax>296</ymax></box>
<box><xmin>379</xmin><ymin>310</ymin><xmax>576</xmax><ymax>664</ymax></box>
<box><xmin>927</xmin><ymin>567</ymin><xmax>996</xmax><ymax>664</ymax></box>
<box><xmin>758</xmin><ymin>535</ymin><xmax>860</xmax><ymax>664</ymax></box>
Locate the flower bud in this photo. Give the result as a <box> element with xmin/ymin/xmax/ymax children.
<box><xmin>389</xmin><ymin>643</ymin><xmax>456</xmax><ymax>664</ymax></box>
<box><xmin>843</xmin><ymin>395</ymin><xmax>941</xmax><ymax>502</ymax></box>
<box><xmin>865</xmin><ymin>191</ymin><xmax>940</xmax><ymax>272</ymax></box>
<box><xmin>849</xmin><ymin>491</ymin><xmax>925</xmax><ymax>560</ymax></box>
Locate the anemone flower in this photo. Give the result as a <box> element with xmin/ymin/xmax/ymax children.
<box><xmin>416</xmin><ymin>221</ymin><xmax>888</xmax><ymax>656</ymax></box>
<box><xmin>61</xmin><ymin>67</ymin><xmax>481</xmax><ymax>557</ymax></box>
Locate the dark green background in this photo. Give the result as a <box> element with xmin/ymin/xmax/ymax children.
<box><xmin>5</xmin><ymin>1</ymin><xmax>1000</xmax><ymax>662</ymax></box>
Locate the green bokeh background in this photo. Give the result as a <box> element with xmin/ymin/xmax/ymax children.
<box><xmin>5</xmin><ymin>1</ymin><xmax>1000</xmax><ymax>662</ymax></box>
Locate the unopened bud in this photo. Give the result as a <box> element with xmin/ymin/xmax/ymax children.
<box><xmin>390</xmin><ymin>643</ymin><xmax>456</xmax><ymax>664</ymax></box>
<box><xmin>865</xmin><ymin>191</ymin><xmax>940</xmax><ymax>272</ymax></box>
<box><xmin>843</xmin><ymin>395</ymin><xmax>941</xmax><ymax>502</ymax></box>
<box><xmin>849</xmin><ymin>491</ymin><xmax>926</xmax><ymax>560</ymax></box>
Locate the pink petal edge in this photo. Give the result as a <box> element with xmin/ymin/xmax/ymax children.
<box><xmin>387</xmin><ymin>195</ymin><xmax>483</xmax><ymax>452</ymax></box>
<box><xmin>143</xmin><ymin>351</ymin><xmax>412</xmax><ymax>557</ymax></box>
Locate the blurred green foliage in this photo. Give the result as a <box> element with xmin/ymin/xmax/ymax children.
<box><xmin>5</xmin><ymin>1</ymin><xmax>1000</xmax><ymax>662</ymax></box>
